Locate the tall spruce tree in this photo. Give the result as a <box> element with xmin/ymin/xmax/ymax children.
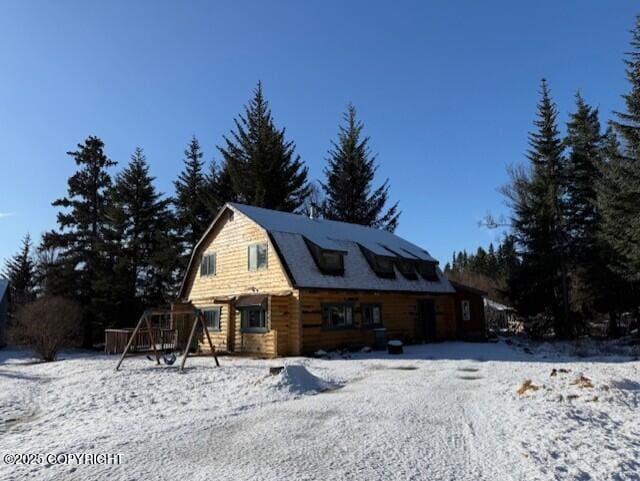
<box><xmin>2</xmin><ymin>233</ymin><xmax>36</xmax><ymax>307</ymax></box>
<box><xmin>203</xmin><ymin>159</ymin><xmax>235</xmax><ymax>218</ymax></box>
<box><xmin>320</xmin><ymin>104</ymin><xmax>400</xmax><ymax>231</ymax></box>
<box><xmin>502</xmin><ymin>80</ymin><xmax>571</xmax><ymax>336</ymax></box>
<box><xmin>564</xmin><ymin>93</ymin><xmax>605</xmax><ymax>313</ymax></box>
<box><xmin>105</xmin><ymin>148</ymin><xmax>179</xmax><ymax>324</ymax></box>
<box><xmin>43</xmin><ymin>136</ymin><xmax>116</xmax><ymax>347</ymax></box>
<box><xmin>218</xmin><ymin>82</ymin><xmax>310</xmax><ymax>212</ymax></box>
<box><xmin>174</xmin><ymin>136</ymin><xmax>211</xmax><ymax>254</ymax></box>
<box><xmin>604</xmin><ymin>15</ymin><xmax>640</xmax><ymax>285</ymax></box>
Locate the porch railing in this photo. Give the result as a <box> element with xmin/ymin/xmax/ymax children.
<box><xmin>105</xmin><ymin>328</ymin><xmax>178</xmax><ymax>354</ymax></box>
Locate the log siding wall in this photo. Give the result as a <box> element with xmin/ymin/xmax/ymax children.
<box><xmin>182</xmin><ymin>207</ymin><xmax>475</xmax><ymax>357</ymax></box>
<box><xmin>185</xmin><ymin>210</ymin><xmax>292</xmax><ymax>300</ymax></box>
<box><xmin>298</xmin><ymin>289</ymin><xmax>457</xmax><ymax>354</ymax></box>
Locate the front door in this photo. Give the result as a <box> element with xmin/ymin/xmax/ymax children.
<box><xmin>416</xmin><ymin>299</ymin><xmax>436</xmax><ymax>342</ymax></box>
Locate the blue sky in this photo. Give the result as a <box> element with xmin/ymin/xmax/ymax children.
<box><xmin>0</xmin><ymin>1</ymin><xmax>637</xmax><ymax>266</ymax></box>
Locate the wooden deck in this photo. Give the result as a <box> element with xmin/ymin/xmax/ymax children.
<box><xmin>105</xmin><ymin>328</ymin><xmax>178</xmax><ymax>354</ymax></box>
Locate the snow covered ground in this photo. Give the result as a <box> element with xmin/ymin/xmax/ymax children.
<box><xmin>1</xmin><ymin>340</ymin><xmax>639</xmax><ymax>481</ymax></box>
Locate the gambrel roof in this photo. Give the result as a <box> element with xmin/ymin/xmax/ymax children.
<box><xmin>180</xmin><ymin>203</ymin><xmax>454</xmax><ymax>298</ymax></box>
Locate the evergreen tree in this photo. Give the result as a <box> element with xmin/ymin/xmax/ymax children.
<box><xmin>597</xmin><ymin>125</ymin><xmax>638</xmax><ymax>332</ymax></box>
<box><xmin>2</xmin><ymin>233</ymin><xmax>36</xmax><ymax>307</ymax></box>
<box><xmin>320</xmin><ymin>104</ymin><xmax>400</xmax><ymax>231</ymax></box>
<box><xmin>604</xmin><ymin>15</ymin><xmax>640</xmax><ymax>285</ymax></box>
<box><xmin>174</xmin><ymin>136</ymin><xmax>211</xmax><ymax>253</ymax></box>
<box><xmin>43</xmin><ymin>136</ymin><xmax>116</xmax><ymax>347</ymax></box>
<box><xmin>203</xmin><ymin>159</ymin><xmax>235</xmax><ymax>218</ymax></box>
<box><xmin>105</xmin><ymin>148</ymin><xmax>179</xmax><ymax>324</ymax></box>
<box><xmin>486</xmin><ymin>243</ymin><xmax>499</xmax><ymax>274</ymax></box>
<box><xmin>564</xmin><ymin>93</ymin><xmax>604</xmax><ymax>313</ymax></box>
<box><xmin>218</xmin><ymin>82</ymin><xmax>310</xmax><ymax>212</ymax></box>
<box><xmin>502</xmin><ymin>80</ymin><xmax>571</xmax><ymax>336</ymax></box>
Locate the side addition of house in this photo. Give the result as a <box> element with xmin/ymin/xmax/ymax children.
<box><xmin>179</xmin><ymin>203</ymin><xmax>485</xmax><ymax>357</ymax></box>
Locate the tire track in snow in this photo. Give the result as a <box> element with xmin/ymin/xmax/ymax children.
<box><xmin>155</xmin><ymin>362</ymin><xmax>529</xmax><ymax>481</ymax></box>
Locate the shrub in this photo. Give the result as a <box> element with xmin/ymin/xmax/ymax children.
<box><xmin>10</xmin><ymin>296</ymin><xmax>81</xmax><ymax>361</ymax></box>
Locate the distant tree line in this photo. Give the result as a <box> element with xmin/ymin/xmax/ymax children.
<box><xmin>444</xmin><ymin>237</ymin><xmax>519</xmax><ymax>304</ymax></box>
<box><xmin>2</xmin><ymin>83</ymin><xmax>399</xmax><ymax>347</ymax></box>
<box><xmin>449</xmin><ymin>15</ymin><xmax>640</xmax><ymax>338</ymax></box>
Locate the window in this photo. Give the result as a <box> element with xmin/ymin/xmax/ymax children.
<box><xmin>202</xmin><ymin>307</ymin><xmax>221</xmax><ymax>331</ymax></box>
<box><xmin>417</xmin><ymin>261</ymin><xmax>439</xmax><ymax>281</ymax></box>
<box><xmin>200</xmin><ymin>253</ymin><xmax>216</xmax><ymax>276</ymax></box>
<box><xmin>461</xmin><ymin>300</ymin><xmax>471</xmax><ymax>321</ymax></box>
<box><xmin>321</xmin><ymin>303</ymin><xmax>354</xmax><ymax>330</ymax></box>
<box><xmin>382</xmin><ymin>245</ymin><xmax>418</xmax><ymax>280</ymax></box>
<box><xmin>359</xmin><ymin>245</ymin><xmax>396</xmax><ymax>278</ymax></box>
<box><xmin>240</xmin><ymin>307</ymin><xmax>267</xmax><ymax>333</ymax></box>
<box><xmin>362</xmin><ymin>304</ymin><xmax>382</xmax><ymax>328</ymax></box>
<box><xmin>248</xmin><ymin>243</ymin><xmax>268</xmax><ymax>271</ymax></box>
<box><xmin>304</xmin><ymin>237</ymin><xmax>344</xmax><ymax>275</ymax></box>
<box><xmin>395</xmin><ymin>258</ymin><xmax>418</xmax><ymax>280</ymax></box>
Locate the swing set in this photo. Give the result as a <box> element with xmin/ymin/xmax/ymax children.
<box><xmin>114</xmin><ymin>307</ymin><xmax>220</xmax><ymax>372</ymax></box>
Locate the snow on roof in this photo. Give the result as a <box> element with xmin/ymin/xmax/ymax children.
<box><xmin>484</xmin><ymin>298</ymin><xmax>514</xmax><ymax>312</ymax></box>
<box><xmin>0</xmin><ymin>278</ymin><xmax>8</xmax><ymax>300</ymax></box>
<box><xmin>230</xmin><ymin>203</ymin><xmax>436</xmax><ymax>261</ymax></box>
<box><xmin>230</xmin><ymin>203</ymin><xmax>454</xmax><ymax>294</ymax></box>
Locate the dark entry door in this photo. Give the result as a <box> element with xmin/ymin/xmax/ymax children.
<box><xmin>416</xmin><ymin>300</ymin><xmax>436</xmax><ymax>342</ymax></box>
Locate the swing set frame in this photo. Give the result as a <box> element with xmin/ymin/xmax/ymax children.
<box><xmin>114</xmin><ymin>308</ymin><xmax>220</xmax><ymax>372</ymax></box>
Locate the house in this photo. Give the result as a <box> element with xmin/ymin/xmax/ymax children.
<box><xmin>0</xmin><ymin>278</ymin><xmax>9</xmax><ymax>347</ymax></box>
<box><xmin>484</xmin><ymin>298</ymin><xmax>520</xmax><ymax>335</ymax></box>
<box><xmin>179</xmin><ymin>203</ymin><xmax>485</xmax><ymax>356</ymax></box>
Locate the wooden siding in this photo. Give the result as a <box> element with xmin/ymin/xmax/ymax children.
<box><xmin>299</xmin><ymin>289</ymin><xmax>457</xmax><ymax>354</ymax></box>
<box><xmin>453</xmin><ymin>292</ymin><xmax>486</xmax><ymax>340</ymax></box>
<box><xmin>194</xmin><ymin>295</ymin><xmax>298</xmax><ymax>357</ymax></box>
<box><xmin>184</xmin><ymin>209</ymin><xmax>292</xmax><ymax>301</ymax></box>
<box><xmin>191</xmin><ymin>300</ymin><xmax>232</xmax><ymax>352</ymax></box>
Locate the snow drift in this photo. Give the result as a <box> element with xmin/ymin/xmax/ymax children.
<box><xmin>269</xmin><ymin>364</ymin><xmax>339</xmax><ymax>395</ymax></box>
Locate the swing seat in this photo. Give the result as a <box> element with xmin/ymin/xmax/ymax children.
<box><xmin>163</xmin><ymin>353</ymin><xmax>177</xmax><ymax>365</ymax></box>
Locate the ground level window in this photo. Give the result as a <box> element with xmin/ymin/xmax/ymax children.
<box><xmin>240</xmin><ymin>306</ymin><xmax>267</xmax><ymax>333</ymax></box>
<box><xmin>202</xmin><ymin>307</ymin><xmax>221</xmax><ymax>331</ymax></box>
<box><xmin>461</xmin><ymin>300</ymin><xmax>471</xmax><ymax>321</ymax></box>
<box><xmin>321</xmin><ymin>303</ymin><xmax>354</xmax><ymax>329</ymax></box>
<box><xmin>362</xmin><ymin>304</ymin><xmax>382</xmax><ymax>327</ymax></box>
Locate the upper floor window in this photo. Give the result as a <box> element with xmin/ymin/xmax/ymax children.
<box><xmin>394</xmin><ymin>258</ymin><xmax>418</xmax><ymax>280</ymax></box>
<box><xmin>202</xmin><ymin>307</ymin><xmax>221</xmax><ymax>331</ymax></box>
<box><xmin>359</xmin><ymin>245</ymin><xmax>396</xmax><ymax>279</ymax></box>
<box><xmin>417</xmin><ymin>260</ymin><xmax>439</xmax><ymax>281</ymax></box>
<box><xmin>248</xmin><ymin>243</ymin><xmax>268</xmax><ymax>271</ymax></box>
<box><xmin>200</xmin><ymin>253</ymin><xmax>216</xmax><ymax>277</ymax></box>
<box><xmin>304</xmin><ymin>237</ymin><xmax>345</xmax><ymax>275</ymax></box>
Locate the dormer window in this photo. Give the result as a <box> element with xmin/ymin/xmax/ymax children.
<box><xmin>359</xmin><ymin>245</ymin><xmax>396</xmax><ymax>279</ymax></box>
<box><xmin>304</xmin><ymin>237</ymin><xmax>344</xmax><ymax>275</ymax></box>
<box><xmin>417</xmin><ymin>260</ymin><xmax>439</xmax><ymax>281</ymax></box>
<box><xmin>395</xmin><ymin>258</ymin><xmax>418</xmax><ymax>280</ymax></box>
